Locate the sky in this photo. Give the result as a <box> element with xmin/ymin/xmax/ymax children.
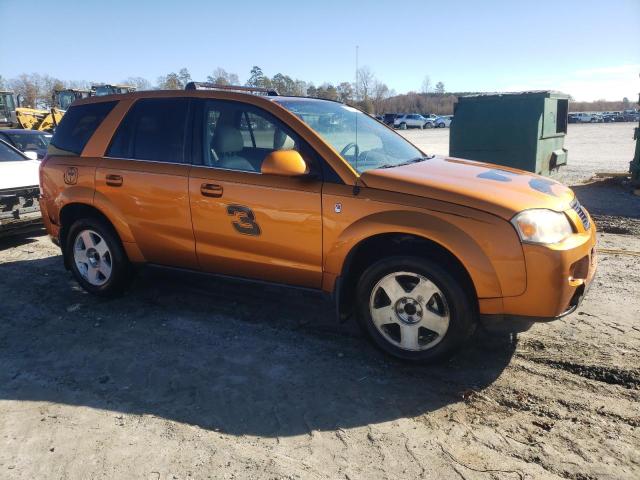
<box><xmin>1</xmin><ymin>0</ymin><xmax>638</xmax><ymax>101</ymax></box>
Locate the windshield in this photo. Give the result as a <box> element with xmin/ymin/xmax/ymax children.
<box><xmin>274</xmin><ymin>99</ymin><xmax>427</xmax><ymax>173</ymax></box>
<box><xmin>57</xmin><ymin>92</ymin><xmax>77</xmax><ymax>110</ymax></box>
<box><xmin>5</xmin><ymin>132</ymin><xmax>51</xmax><ymax>151</ymax></box>
<box><xmin>0</xmin><ymin>141</ymin><xmax>27</xmax><ymax>162</ymax></box>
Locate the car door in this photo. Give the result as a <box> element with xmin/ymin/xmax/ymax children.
<box><xmin>188</xmin><ymin>99</ymin><xmax>323</xmax><ymax>288</ymax></box>
<box><xmin>95</xmin><ymin>97</ymin><xmax>198</xmax><ymax>269</ymax></box>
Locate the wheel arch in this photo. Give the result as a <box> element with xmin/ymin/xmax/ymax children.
<box><xmin>327</xmin><ymin>210</ymin><xmax>509</xmax><ymax>320</ymax></box>
<box><xmin>59</xmin><ymin>202</ymin><xmax>134</xmax><ymax>269</ymax></box>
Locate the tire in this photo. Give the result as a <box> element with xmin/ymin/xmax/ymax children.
<box><xmin>425</xmin><ymin>122</ymin><xmax>433</xmax><ymax>129</ymax></box>
<box><xmin>400</xmin><ymin>122</ymin><xmax>407</xmax><ymax>130</ymax></box>
<box><xmin>66</xmin><ymin>217</ymin><xmax>132</xmax><ymax>297</ymax></box>
<box><xmin>356</xmin><ymin>256</ymin><xmax>476</xmax><ymax>363</ymax></box>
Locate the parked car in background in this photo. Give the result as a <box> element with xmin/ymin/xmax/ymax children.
<box><xmin>602</xmin><ymin>112</ymin><xmax>624</xmax><ymax>123</ymax></box>
<box><xmin>568</xmin><ymin>113</ymin><xmax>579</xmax><ymax>123</ymax></box>
<box><xmin>0</xmin><ymin>139</ymin><xmax>41</xmax><ymax>237</ymax></box>
<box><xmin>394</xmin><ymin>114</ymin><xmax>429</xmax><ymax>129</ymax></box>
<box><xmin>0</xmin><ymin>129</ymin><xmax>52</xmax><ymax>159</ymax></box>
<box><xmin>623</xmin><ymin>110</ymin><xmax>640</xmax><ymax>122</ymax></box>
<box><xmin>383</xmin><ymin>113</ymin><xmax>399</xmax><ymax>126</ymax></box>
<box><xmin>422</xmin><ymin>114</ymin><xmax>438</xmax><ymax>128</ymax></box>
<box><xmin>435</xmin><ymin>115</ymin><xmax>453</xmax><ymax>128</ymax></box>
<box><xmin>572</xmin><ymin>112</ymin><xmax>596</xmax><ymax>123</ymax></box>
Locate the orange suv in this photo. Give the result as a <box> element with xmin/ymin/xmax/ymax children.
<box><xmin>39</xmin><ymin>84</ymin><xmax>597</xmax><ymax>362</ymax></box>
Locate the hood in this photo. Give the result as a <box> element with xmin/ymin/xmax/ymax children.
<box><xmin>360</xmin><ymin>156</ymin><xmax>575</xmax><ymax>220</ymax></box>
<box><xmin>0</xmin><ymin>160</ymin><xmax>40</xmax><ymax>190</ymax></box>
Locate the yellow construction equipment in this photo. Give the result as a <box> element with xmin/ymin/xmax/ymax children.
<box><xmin>1</xmin><ymin>91</ymin><xmax>60</xmax><ymax>132</ymax></box>
<box><xmin>53</xmin><ymin>89</ymin><xmax>91</xmax><ymax>110</ymax></box>
<box><xmin>1</xmin><ymin>85</ymin><xmax>136</xmax><ymax>132</ymax></box>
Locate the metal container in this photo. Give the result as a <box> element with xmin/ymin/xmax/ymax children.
<box><xmin>450</xmin><ymin>91</ymin><xmax>569</xmax><ymax>175</ymax></box>
<box><xmin>630</xmin><ymin>93</ymin><xmax>640</xmax><ymax>187</ymax></box>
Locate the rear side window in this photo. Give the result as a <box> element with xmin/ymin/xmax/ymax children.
<box><xmin>50</xmin><ymin>101</ymin><xmax>116</xmax><ymax>155</ymax></box>
<box><xmin>107</xmin><ymin>98</ymin><xmax>189</xmax><ymax>163</ymax></box>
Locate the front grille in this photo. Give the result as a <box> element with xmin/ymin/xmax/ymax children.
<box><xmin>570</xmin><ymin>199</ymin><xmax>590</xmax><ymax>230</ymax></box>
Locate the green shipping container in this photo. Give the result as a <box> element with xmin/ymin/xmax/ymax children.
<box><xmin>450</xmin><ymin>91</ymin><xmax>569</xmax><ymax>175</ymax></box>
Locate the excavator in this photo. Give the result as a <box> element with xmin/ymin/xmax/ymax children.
<box><xmin>0</xmin><ymin>84</ymin><xmax>135</xmax><ymax>132</ymax></box>
<box><xmin>1</xmin><ymin>90</ymin><xmax>65</xmax><ymax>131</ymax></box>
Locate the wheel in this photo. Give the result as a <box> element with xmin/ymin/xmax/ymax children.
<box><xmin>356</xmin><ymin>256</ymin><xmax>476</xmax><ymax>363</ymax></box>
<box><xmin>400</xmin><ymin>122</ymin><xmax>407</xmax><ymax>130</ymax></box>
<box><xmin>66</xmin><ymin>217</ymin><xmax>132</xmax><ymax>297</ymax></box>
<box><xmin>425</xmin><ymin>122</ymin><xmax>433</xmax><ymax>129</ymax></box>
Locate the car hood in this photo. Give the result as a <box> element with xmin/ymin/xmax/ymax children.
<box><xmin>0</xmin><ymin>160</ymin><xmax>40</xmax><ymax>190</ymax></box>
<box><xmin>360</xmin><ymin>156</ymin><xmax>575</xmax><ymax>220</ymax></box>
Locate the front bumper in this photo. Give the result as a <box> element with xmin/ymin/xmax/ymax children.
<box><xmin>481</xmin><ymin>219</ymin><xmax>598</xmax><ymax>331</ymax></box>
<box><xmin>0</xmin><ymin>186</ymin><xmax>42</xmax><ymax>238</ymax></box>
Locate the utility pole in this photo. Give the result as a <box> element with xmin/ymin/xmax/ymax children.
<box><xmin>355</xmin><ymin>45</ymin><xmax>359</xmax><ymax>102</ymax></box>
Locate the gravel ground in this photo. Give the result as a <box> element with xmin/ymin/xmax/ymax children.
<box><xmin>0</xmin><ymin>124</ymin><xmax>639</xmax><ymax>480</ymax></box>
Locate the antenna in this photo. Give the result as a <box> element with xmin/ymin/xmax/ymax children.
<box><xmin>355</xmin><ymin>45</ymin><xmax>359</xmax><ymax>173</ymax></box>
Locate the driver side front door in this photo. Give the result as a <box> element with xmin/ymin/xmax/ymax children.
<box><xmin>189</xmin><ymin>99</ymin><xmax>323</xmax><ymax>288</ymax></box>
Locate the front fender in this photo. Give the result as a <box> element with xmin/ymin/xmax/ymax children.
<box><xmin>325</xmin><ymin>209</ymin><xmax>526</xmax><ymax>299</ymax></box>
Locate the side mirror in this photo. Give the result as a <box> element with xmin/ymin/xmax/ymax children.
<box><xmin>24</xmin><ymin>151</ymin><xmax>39</xmax><ymax>160</ymax></box>
<box><xmin>261</xmin><ymin>150</ymin><xmax>308</xmax><ymax>176</ymax></box>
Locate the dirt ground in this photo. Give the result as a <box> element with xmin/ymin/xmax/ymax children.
<box><xmin>1</xmin><ymin>124</ymin><xmax>639</xmax><ymax>480</ymax></box>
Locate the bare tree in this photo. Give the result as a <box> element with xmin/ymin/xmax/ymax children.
<box><xmin>336</xmin><ymin>82</ymin><xmax>354</xmax><ymax>103</ymax></box>
<box><xmin>372</xmin><ymin>81</ymin><xmax>390</xmax><ymax>113</ymax></box>
<box><xmin>157</xmin><ymin>73</ymin><xmax>182</xmax><ymax>90</ymax></box>
<box><xmin>122</xmin><ymin>77</ymin><xmax>151</xmax><ymax>91</ymax></box>
<box><xmin>357</xmin><ymin>66</ymin><xmax>374</xmax><ymax>102</ymax></box>
<box><xmin>8</xmin><ymin>73</ymin><xmax>64</xmax><ymax>108</ymax></box>
<box><xmin>421</xmin><ymin>75</ymin><xmax>432</xmax><ymax>94</ymax></box>
<box><xmin>207</xmin><ymin>68</ymin><xmax>239</xmax><ymax>86</ymax></box>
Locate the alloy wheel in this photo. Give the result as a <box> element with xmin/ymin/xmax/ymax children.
<box><xmin>369</xmin><ymin>271</ymin><xmax>450</xmax><ymax>351</ymax></box>
<box><xmin>73</xmin><ymin>229</ymin><xmax>113</xmax><ymax>286</ymax></box>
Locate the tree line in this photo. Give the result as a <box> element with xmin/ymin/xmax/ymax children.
<box><xmin>0</xmin><ymin>69</ymin><xmax>631</xmax><ymax>115</ymax></box>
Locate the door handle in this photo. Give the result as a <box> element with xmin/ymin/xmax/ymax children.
<box><xmin>106</xmin><ymin>174</ymin><xmax>123</xmax><ymax>187</ymax></box>
<box><xmin>200</xmin><ymin>183</ymin><xmax>223</xmax><ymax>198</ymax></box>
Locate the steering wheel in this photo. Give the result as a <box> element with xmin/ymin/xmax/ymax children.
<box><xmin>340</xmin><ymin>142</ymin><xmax>360</xmax><ymax>158</ymax></box>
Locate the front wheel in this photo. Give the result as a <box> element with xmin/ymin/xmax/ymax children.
<box><xmin>66</xmin><ymin>217</ymin><xmax>132</xmax><ymax>297</ymax></box>
<box><xmin>356</xmin><ymin>256</ymin><xmax>476</xmax><ymax>363</ymax></box>
<box><xmin>425</xmin><ymin>122</ymin><xmax>433</xmax><ymax>129</ymax></box>
<box><xmin>400</xmin><ymin>122</ymin><xmax>407</xmax><ymax>130</ymax></box>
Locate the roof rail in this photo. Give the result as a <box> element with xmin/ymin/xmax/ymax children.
<box><xmin>185</xmin><ymin>82</ymin><xmax>279</xmax><ymax>96</ymax></box>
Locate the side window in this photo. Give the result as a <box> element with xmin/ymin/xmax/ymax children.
<box><xmin>107</xmin><ymin>98</ymin><xmax>189</xmax><ymax>163</ymax></box>
<box><xmin>50</xmin><ymin>101</ymin><xmax>117</xmax><ymax>155</ymax></box>
<box><xmin>202</xmin><ymin>100</ymin><xmax>299</xmax><ymax>173</ymax></box>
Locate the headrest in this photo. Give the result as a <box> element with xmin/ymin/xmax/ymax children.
<box><xmin>213</xmin><ymin>126</ymin><xmax>244</xmax><ymax>154</ymax></box>
<box><xmin>274</xmin><ymin>128</ymin><xmax>295</xmax><ymax>150</ymax></box>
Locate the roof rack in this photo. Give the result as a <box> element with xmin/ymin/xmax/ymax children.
<box><xmin>184</xmin><ymin>82</ymin><xmax>279</xmax><ymax>96</ymax></box>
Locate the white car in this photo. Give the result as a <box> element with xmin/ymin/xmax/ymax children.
<box><xmin>573</xmin><ymin>112</ymin><xmax>597</xmax><ymax>123</ymax></box>
<box><xmin>435</xmin><ymin>115</ymin><xmax>453</xmax><ymax>128</ymax></box>
<box><xmin>394</xmin><ymin>114</ymin><xmax>430</xmax><ymax>129</ymax></box>
<box><xmin>0</xmin><ymin>139</ymin><xmax>41</xmax><ymax>237</ymax></box>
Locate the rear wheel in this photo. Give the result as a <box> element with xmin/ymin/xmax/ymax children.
<box><xmin>356</xmin><ymin>256</ymin><xmax>476</xmax><ymax>363</ymax></box>
<box><xmin>66</xmin><ymin>217</ymin><xmax>132</xmax><ymax>297</ymax></box>
<box><xmin>400</xmin><ymin>122</ymin><xmax>407</xmax><ymax>130</ymax></box>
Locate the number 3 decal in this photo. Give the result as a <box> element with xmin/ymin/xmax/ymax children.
<box><xmin>227</xmin><ymin>205</ymin><xmax>261</xmax><ymax>236</ymax></box>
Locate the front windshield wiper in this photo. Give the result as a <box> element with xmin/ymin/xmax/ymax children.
<box><xmin>374</xmin><ymin>155</ymin><xmax>434</xmax><ymax>170</ymax></box>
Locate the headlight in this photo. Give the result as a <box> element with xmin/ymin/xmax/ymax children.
<box><xmin>511</xmin><ymin>209</ymin><xmax>573</xmax><ymax>244</ymax></box>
